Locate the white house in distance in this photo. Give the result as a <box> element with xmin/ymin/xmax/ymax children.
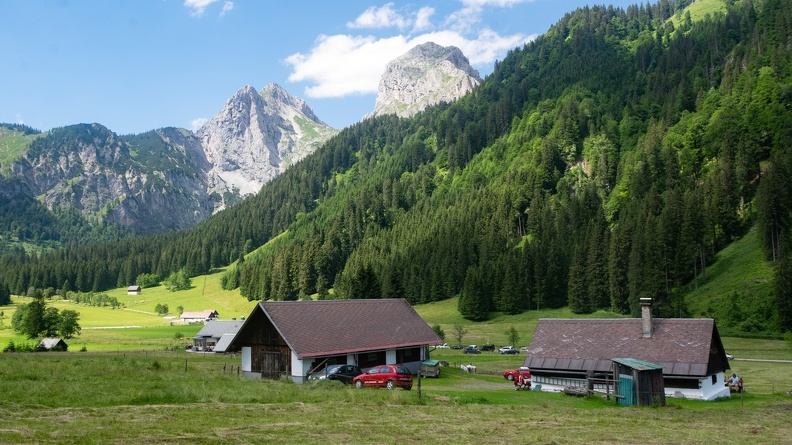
<box><xmin>522</xmin><ymin>298</ymin><xmax>732</xmax><ymax>401</ymax></box>
<box><xmin>179</xmin><ymin>309</ymin><xmax>220</xmax><ymax>324</ymax></box>
<box><xmin>127</xmin><ymin>285</ymin><xmax>142</xmax><ymax>296</ymax></box>
<box><xmin>225</xmin><ymin>299</ymin><xmax>442</xmax><ymax>383</ymax></box>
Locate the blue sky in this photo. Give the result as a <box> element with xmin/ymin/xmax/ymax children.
<box><xmin>1</xmin><ymin>0</ymin><xmax>638</xmax><ymax>135</ymax></box>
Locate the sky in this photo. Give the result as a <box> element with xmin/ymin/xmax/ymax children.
<box><xmin>1</xmin><ymin>0</ymin><xmax>638</xmax><ymax>135</ymax></box>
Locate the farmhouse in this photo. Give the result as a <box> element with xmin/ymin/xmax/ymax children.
<box><xmin>522</xmin><ymin>299</ymin><xmax>732</xmax><ymax>400</ymax></box>
<box><xmin>192</xmin><ymin>319</ymin><xmax>244</xmax><ymax>352</ymax></box>
<box><xmin>226</xmin><ymin>299</ymin><xmax>442</xmax><ymax>383</ymax></box>
<box><xmin>38</xmin><ymin>338</ymin><xmax>68</xmax><ymax>351</ymax></box>
<box><xmin>127</xmin><ymin>285</ymin><xmax>141</xmax><ymax>296</ymax></box>
<box><xmin>179</xmin><ymin>309</ymin><xmax>219</xmax><ymax>324</ymax></box>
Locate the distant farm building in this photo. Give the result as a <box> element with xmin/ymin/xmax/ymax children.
<box><xmin>192</xmin><ymin>319</ymin><xmax>244</xmax><ymax>353</ymax></box>
<box><xmin>127</xmin><ymin>285</ymin><xmax>142</xmax><ymax>296</ymax></box>
<box><xmin>38</xmin><ymin>338</ymin><xmax>68</xmax><ymax>352</ymax></box>
<box><xmin>522</xmin><ymin>298</ymin><xmax>731</xmax><ymax>401</ymax></box>
<box><xmin>179</xmin><ymin>310</ymin><xmax>220</xmax><ymax>324</ymax></box>
<box><xmin>226</xmin><ymin>299</ymin><xmax>441</xmax><ymax>383</ymax></box>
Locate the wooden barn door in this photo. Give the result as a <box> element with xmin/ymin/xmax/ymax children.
<box><xmin>260</xmin><ymin>351</ymin><xmax>281</xmax><ymax>379</ymax></box>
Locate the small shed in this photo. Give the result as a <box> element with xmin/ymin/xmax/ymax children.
<box><xmin>612</xmin><ymin>358</ymin><xmax>666</xmax><ymax>406</ymax></box>
<box><xmin>127</xmin><ymin>285</ymin><xmax>142</xmax><ymax>296</ymax></box>
<box><xmin>38</xmin><ymin>338</ymin><xmax>68</xmax><ymax>352</ymax></box>
<box><xmin>420</xmin><ymin>359</ymin><xmax>441</xmax><ymax>378</ymax></box>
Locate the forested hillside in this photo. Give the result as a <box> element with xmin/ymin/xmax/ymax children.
<box><xmin>2</xmin><ymin>0</ymin><xmax>790</xmax><ymax>335</ymax></box>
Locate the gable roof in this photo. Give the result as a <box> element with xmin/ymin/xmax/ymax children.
<box><xmin>38</xmin><ymin>338</ymin><xmax>67</xmax><ymax>350</ymax></box>
<box><xmin>523</xmin><ymin>318</ymin><xmax>730</xmax><ymax>377</ymax></box>
<box><xmin>213</xmin><ymin>333</ymin><xmax>237</xmax><ymax>353</ymax></box>
<box><xmin>194</xmin><ymin>320</ymin><xmax>243</xmax><ymax>339</ymax></box>
<box><xmin>127</xmin><ymin>285</ymin><xmax>141</xmax><ymax>291</ymax></box>
<box><xmin>233</xmin><ymin>299</ymin><xmax>441</xmax><ymax>359</ymax></box>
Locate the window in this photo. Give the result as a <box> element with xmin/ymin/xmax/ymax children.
<box><xmin>396</xmin><ymin>347</ymin><xmax>421</xmax><ymax>363</ymax></box>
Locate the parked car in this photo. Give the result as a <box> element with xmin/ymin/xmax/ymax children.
<box><xmin>726</xmin><ymin>353</ymin><xmax>734</xmax><ymax>360</ymax></box>
<box><xmin>463</xmin><ymin>345</ymin><xmax>481</xmax><ymax>354</ymax></box>
<box><xmin>503</xmin><ymin>366</ymin><xmax>532</xmax><ymax>382</ymax></box>
<box><xmin>451</xmin><ymin>344</ymin><xmax>464</xmax><ymax>349</ymax></box>
<box><xmin>498</xmin><ymin>346</ymin><xmax>519</xmax><ymax>355</ymax></box>
<box><xmin>352</xmin><ymin>365</ymin><xmax>413</xmax><ymax>390</ymax></box>
<box><xmin>308</xmin><ymin>364</ymin><xmax>362</xmax><ymax>385</ymax></box>
<box><xmin>481</xmin><ymin>344</ymin><xmax>495</xmax><ymax>352</ymax></box>
<box><xmin>435</xmin><ymin>343</ymin><xmax>450</xmax><ymax>349</ymax></box>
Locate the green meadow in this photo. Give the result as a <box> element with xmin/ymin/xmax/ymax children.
<box><xmin>0</xmin><ymin>350</ymin><xmax>790</xmax><ymax>444</ymax></box>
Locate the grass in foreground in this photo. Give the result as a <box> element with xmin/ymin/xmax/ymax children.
<box><xmin>0</xmin><ymin>352</ymin><xmax>790</xmax><ymax>445</ymax></box>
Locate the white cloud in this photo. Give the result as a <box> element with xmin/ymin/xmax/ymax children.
<box><xmin>191</xmin><ymin>118</ymin><xmax>208</xmax><ymax>131</ymax></box>
<box><xmin>347</xmin><ymin>3</ymin><xmax>410</xmax><ymax>30</ymax></box>
<box><xmin>286</xmin><ymin>34</ymin><xmax>409</xmax><ymax>97</ymax></box>
<box><xmin>461</xmin><ymin>0</ymin><xmax>531</xmax><ymax>6</ymax></box>
<box><xmin>183</xmin><ymin>0</ymin><xmax>233</xmax><ymax>17</ymax></box>
<box><xmin>220</xmin><ymin>1</ymin><xmax>234</xmax><ymax>16</ymax></box>
<box><xmin>286</xmin><ymin>1</ymin><xmax>534</xmax><ymax>99</ymax></box>
<box><xmin>413</xmin><ymin>7</ymin><xmax>435</xmax><ymax>32</ymax></box>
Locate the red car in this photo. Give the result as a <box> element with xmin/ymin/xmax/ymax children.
<box><xmin>352</xmin><ymin>365</ymin><xmax>413</xmax><ymax>390</ymax></box>
<box><xmin>503</xmin><ymin>366</ymin><xmax>531</xmax><ymax>382</ymax></box>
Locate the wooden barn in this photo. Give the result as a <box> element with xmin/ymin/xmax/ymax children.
<box><xmin>226</xmin><ymin>299</ymin><xmax>441</xmax><ymax>382</ymax></box>
<box><xmin>522</xmin><ymin>298</ymin><xmax>731</xmax><ymax>400</ymax></box>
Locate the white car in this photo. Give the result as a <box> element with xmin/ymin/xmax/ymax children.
<box><xmin>435</xmin><ymin>343</ymin><xmax>450</xmax><ymax>349</ymax></box>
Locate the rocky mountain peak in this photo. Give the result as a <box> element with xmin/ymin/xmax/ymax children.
<box><xmin>368</xmin><ymin>42</ymin><xmax>482</xmax><ymax>119</ymax></box>
<box><xmin>196</xmin><ymin>84</ymin><xmax>337</xmax><ymax>208</ymax></box>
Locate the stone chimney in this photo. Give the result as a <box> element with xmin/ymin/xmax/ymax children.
<box><xmin>641</xmin><ymin>298</ymin><xmax>653</xmax><ymax>337</ymax></box>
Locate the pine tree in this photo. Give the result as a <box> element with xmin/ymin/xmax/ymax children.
<box><xmin>0</xmin><ymin>281</ymin><xmax>10</xmax><ymax>306</ymax></box>
<box><xmin>567</xmin><ymin>245</ymin><xmax>591</xmax><ymax>314</ymax></box>
<box><xmin>459</xmin><ymin>266</ymin><xmax>490</xmax><ymax>321</ymax></box>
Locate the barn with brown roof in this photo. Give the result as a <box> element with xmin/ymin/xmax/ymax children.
<box><xmin>522</xmin><ymin>299</ymin><xmax>732</xmax><ymax>400</ymax></box>
<box><xmin>226</xmin><ymin>299</ymin><xmax>442</xmax><ymax>382</ymax></box>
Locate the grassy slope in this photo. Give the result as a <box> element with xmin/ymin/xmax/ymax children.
<box><xmin>684</xmin><ymin>227</ymin><xmax>776</xmax><ymax>334</ymax></box>
<box><xmin>0</xmin><ymin>127</ymin><xmax>38</xmax><ymax>173</ymax></box>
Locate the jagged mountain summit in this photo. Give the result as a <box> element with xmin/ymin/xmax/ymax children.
<box><xmin>368</xmin><ymin>42</ymin><xmax>482</xmax><ymax>119</ymax></box>
<box><xmin>197</xmin><ymin>84</ymin><xmax>337</xmax><ymax>205</ymax></box>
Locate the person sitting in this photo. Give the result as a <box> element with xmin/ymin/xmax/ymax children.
<box><xmin>515</xmin><ymin>373</ymin><xmax>530</xmax><ymax>390</ymax></box>
<box><xmin>727</xmin><ymin>373</ymin><xmax>743</xmax><ymax>392</ymax></box>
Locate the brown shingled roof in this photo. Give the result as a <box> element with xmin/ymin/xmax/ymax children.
<box><xmin>523</xmin><ymin>318</ymin><xmax>729</xmax><ymax>377</ymax></box>
<box><xmin>256</xmin><ymin>299</ymin><xmax>441</xmax><ymax>359</ymax></box>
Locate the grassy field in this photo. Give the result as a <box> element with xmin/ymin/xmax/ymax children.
<box><xmin>0</xmin><ymin>351</ymin><xmax>790</xmax><ymax>444</ymax></box>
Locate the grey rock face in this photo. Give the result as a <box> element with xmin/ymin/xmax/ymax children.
<box><xmin>368</xmin><ymin>42</ymin><xmax>482</xmax><ymax>119</ymax></box>
<box><xmin>197</xmin><ymin>84</ymin><xmax>338</xmax><ymax>210</ymax></box>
